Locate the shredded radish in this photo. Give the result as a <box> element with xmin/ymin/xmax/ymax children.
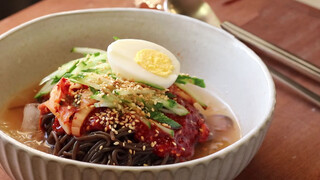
<box><xmin>21</xmin><ymin>103</ymin><xmax>40</xmax><ymax>132</ymax></box>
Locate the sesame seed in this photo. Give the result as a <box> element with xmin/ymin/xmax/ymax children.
<box><xmin>181</xmin><ymin>147</ymin><xmax>186</xmax><ymax>151</ymax></box>
<box><xmin>99</xmin><ymin>145</ymin><xmax>103</xmax><ymax>150</ymax></box>
<box><xmin>162</xmin><ymin>123</ymin><xmax>171</xmax><ymax>128</ymax></box>
<box><xmin>114</xmin><ymin>142</ymin><xmax>119</xmax><ymax>145</ymax></box>
<box><xmin>172</xmin><ymin>142</ymin><xmax>177</xmax><ymax>146</ymax></box>
<box><xmin>141</xmin><ymin>136</ymin><xmax>144</xmax><ymax>141</ymax></box>
<box><xmin>129</xmin><ymin>149</ymin><xmax>133</xmax><ymax>154</ymax></box>
<box><xmin>142</xmin><ymin>145</ymin><xmax>146</xmax><ymax>151</ymax></box>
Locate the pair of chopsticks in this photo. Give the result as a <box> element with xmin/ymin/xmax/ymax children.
<box><xmin>221</xmin><ymin>21</ymin><xmax>320</xmax><ymax>107</ymax></box>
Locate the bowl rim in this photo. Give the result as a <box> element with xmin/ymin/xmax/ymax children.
<box><xmin>0</xmin><ymin>8</ymin><xmax>276</xmax><ymax>171</ymax></box>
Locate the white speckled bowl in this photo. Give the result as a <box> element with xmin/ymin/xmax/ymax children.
<box><xmin>0</xmin><ymin>8</ymin><xmax>275</xmax><ymax>180</ymax></box>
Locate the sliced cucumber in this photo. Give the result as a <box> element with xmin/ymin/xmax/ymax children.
<box><xmin>137</xmin><ymin>81</ymin><xmax>165</xmax><ymax>90</ymax></box>
<box><xmin>139</xmin><ymin>117</ymin><xmax>152</xmax><ymax>129</ymax></box>
<box><xmin>68</xmin><ymin>72</ymin><xmax>111</xmax><ymax>90</ymax></box>
<box><xmin>71</xmin><ymin>47</ymin><xmax>107</xmax><ymax>55</ymax></box>
<box><xmin>34</xmin><ymin>79</ymin><xmax>56</xmax><ymax>99</ymax></box>
<box><xmin>71</xmin><ymin>53</ymin><xmax>109</xmax><ymax>75</ymax></box>
<box><xmin>91</xmin><ymin>93</ymin><xmax>117</xmax><ymax>108</ymax></box>
<box><xmin>114</xmin><ymin>88</ymin><xmax>156</xmax><ymax>96</ymax></box>
<box><xmin>88</xmin><ymin>63</ymin><xmax>111</xmax><ymax>74</ymax></box>
<box><xmin>153</xmin><ymin>98</ymin><xmax>189</xmax><ymax>116</ymax></box>
<box><xmin>175</xmin><ymin>83</ymin><xmax>207</xmax><ymax>108</ymax></box>
<box><xmin>153</xmin><ymin>121</ymin><xmax>174</xmax><ymax>137</ymax></box>
<box><xmin>39</xmin><ymin>59</ymin><xmax>79</xmax><ymax>85</ymax></box>
<box><xmin>175</xmin><ymin>74</ymin><xmax>206</xmax><ymax>88</ymax></box>
<box><xmin>148</xmin><ymin>111</ymin><xmax>181</xmax><ymax>129</ymax></box>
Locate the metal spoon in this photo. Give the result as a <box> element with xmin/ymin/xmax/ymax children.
<box><xmin>163</xmin><ymin>0</ymin><xmax>320</xmax><ymax>107</ymax></box>
<box><xmin>164</xmin><ymin>0</ymin><xmax>221</xmax><ymax>27</ymax></box>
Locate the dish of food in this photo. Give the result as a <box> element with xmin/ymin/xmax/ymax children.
<box><xmin>0</xmin><ymin>38</ymin><xmax>240</xmax><ymax>166</ymax></box>
<box><xmin>0</xmin><ymin>9</ymin><xmax>276</xmax><ymax>180</ymax></box>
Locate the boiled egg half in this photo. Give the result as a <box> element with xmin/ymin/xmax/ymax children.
<box><xmin>107</xmin><ymin>39</ymin><xmax>180</xmax><ymax>89</ymax></box>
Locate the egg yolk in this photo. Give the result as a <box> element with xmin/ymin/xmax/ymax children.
<box><xmin>135</xmin><ymin>49</ymin><xmax>174</xmax><ymax>77</ymax></box>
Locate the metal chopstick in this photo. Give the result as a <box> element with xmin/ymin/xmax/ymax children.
<box><xmin>221</xmin><ymin>21</ymin><xmax>320</xmax><ymax>107</ymax></box>
<box><xmin>221</xmin><ymin>21</ymin><xmax>320</xmax><ymax>83</ymax></box>
<box><xmin>269</xmin><ymin>67</ymin><xmax>320</xmax><ymax>107</ymax></box>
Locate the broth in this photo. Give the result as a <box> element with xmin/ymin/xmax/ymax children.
<box><xmin>0</xmin><ymin>84</ymin><xmax>241</xmax><ymax>159</ymax></box>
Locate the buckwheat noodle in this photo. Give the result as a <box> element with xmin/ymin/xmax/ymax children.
<box><xmin>41</xmin><ymin>113</ymin><xmax>179</xmax><ymax>166</ymax></box>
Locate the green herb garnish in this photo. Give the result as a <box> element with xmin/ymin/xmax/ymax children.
<box><xmin>165</xmin><ymin>92</ymin><xmax>176</xmax><ymax>98</ymax></box>
<box><xmin>89</xmin><ymin>86</ymin><xmax>98</xmax><ymax>95</ymax></box>
<box><xmin>81</xmin><ymin>68</ymin><xmax>98</xmax><ymax>73</ymax></box>
<box><xmin>113</xmin><ymin>36</ymin><xmax>120</xmax><ymax>41</ymax></box>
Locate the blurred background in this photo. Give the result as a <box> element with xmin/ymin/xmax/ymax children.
<box><xmin>0</xmin><ymin>0</ymin><xmax>40</xmax><ymax>20</ymax></box>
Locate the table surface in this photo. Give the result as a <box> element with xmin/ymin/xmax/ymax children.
<box><xmin>1</xmin><ymin>0</ymin><xmax>319</xmax><ymax>179</ymax></box>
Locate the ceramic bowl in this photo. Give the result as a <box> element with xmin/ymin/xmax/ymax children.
<box><xmin>0</xmin><ymin>8</ymin><xmax>275</xmax><ymax>180</ymax></box>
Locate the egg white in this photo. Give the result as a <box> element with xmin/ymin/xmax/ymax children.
<box><xmin>107</xmin><ymin>39</ymin><xmax>180</xmax><ymax>89</ymax></box>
